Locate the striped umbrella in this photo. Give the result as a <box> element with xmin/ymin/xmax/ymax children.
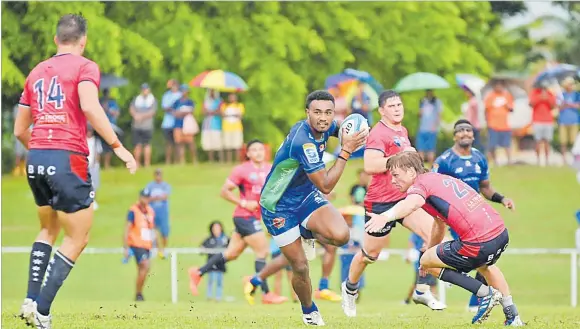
<box><xmin>190</xmin><ymin>70</ymin><xmax>249</xmax><ymax>92</ymax></box>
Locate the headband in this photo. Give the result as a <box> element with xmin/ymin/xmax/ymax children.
<box><xmin>454</xmin><ymin>123</ymin><xmax>473</xmax><ymax>134</ymax></box>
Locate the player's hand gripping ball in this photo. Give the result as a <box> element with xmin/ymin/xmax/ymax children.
<box><xmin>339</xmin><ymin>113</ymin><xmax>370</xmax><ymax>152</ymax></box>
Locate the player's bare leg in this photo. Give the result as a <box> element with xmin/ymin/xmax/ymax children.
<box><xmin>401</xmin><ymin>209</ymin><xmax>446</xmax><ymax>310</ymax></box>
<box><xmin>189</xmin><ymin>232</ymin><xmax>246</xmax><ymax>295</ymax></box>
<box><xmin>315</xmin><ymin>244</ymin><xmax>341</xmax><ymax>302</ymax></box>
<box><xmin>135</xmin><ymin>258</ymin><xmax>151</xmax><ymax>301</ymax></box>
<box><xmin>244</xmin><ymin>231</ymin><xmax>286</xmax><ymax>304</ymax></box>
<box><xmin>31</xmin><ymin>206</ymin><xmax>93</xmax><ymax>327</ymax></box>
<box><xmin>478</xmin><ymin>265</ymin><xmax>523</xmax><ymax>326</ymax></box>
<box><xmin>20</xmin><ymin>206</ymin><xmax>60</xmax><ymax>325</ymax></box>
<box><xmin>420</xmin><ymin>247</ymin><xmax>502</xmax><ymax>324</ymax></box>
<box><xmin>342</xmin><ymin>233</ymin><xmax>385</xmax><ymax>317</ymax></box>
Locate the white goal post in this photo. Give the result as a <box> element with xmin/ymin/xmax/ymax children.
<box><xmin>2</xmin><ymin>247</ymin><xmax>577</xmax><ymax>307</ymax></box>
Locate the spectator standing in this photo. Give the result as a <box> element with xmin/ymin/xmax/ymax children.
<box><xmin>416</xmin><ymin>90</ymin><xmax>443</xmax><ymax>164</ymax></box>
<box><xmin>161</xmin><ymin>79</ymin><xmax>182</xmax><ymax>165</ymax></box>
<box><xmin>529</xmin><ymin>85</ymin><xmax>557</xmax><ymax>166</ymax></box>
<box><xmin>99</xmin><ymin>89</ymin><xmax>120</xmax><ymax>170</ymax></box>
<box><xmin>201</xmin><ymin>221</ymin><xmax>230</xmax><ymax>301</ymax></box>
<box><xmin>220</xmin><ymin>93</ymin><xmax>245</xmax><ymax>163</ymax></box>
<box><xmin>202</xmin><ymin>89</ymin><xmax>224</xmax><ymax>163</ymax></box>
<box><xmin>558</xmin><ymin>77</ymin><xmax>580</xmax><ymax>164</ymax></box>
<box><xmin>484</xmin><ymin>80</ymin><xmax>514</xmax><ymax>165</ymax></box>
<box><xmin>172</xmin><ymin>84</ymin><xmax>199</xmax><ymax>164</ymax></box>
<box><xmin>145</xmin><ymin>169</ymin><xmax>172</xmax><ymax>259</ymax></box>
<box><xmin>86</xmin><ymin>126</ymin><xmax>102</xmax><ymax>210</ymax></box>
<box><xmin>463</xmin><ymin>89</ymin><xmax>484</xmax><ymax>152</ymax></box>
<box><xmin>130</xmin><ymin>83</ymin><xmax>157</xmax><ymax>168</ymax></box>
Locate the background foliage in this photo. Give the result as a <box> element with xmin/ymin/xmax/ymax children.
<box><xmin>5</xmin><ymin>1</ymin><xmax>573</xmax><ymax>164</ymax></box>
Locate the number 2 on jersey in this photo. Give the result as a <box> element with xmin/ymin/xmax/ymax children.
<box><xmin>33</xmin><ymin>76</ymin><xmax>66</xmax><ymax>111</ymax></box>
<box><xmin>443</xmin><ymin>178</ymin><xmax>469</xmax><ymax>199</ymax></box>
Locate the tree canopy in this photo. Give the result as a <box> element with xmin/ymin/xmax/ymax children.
<box><xmin>2</xmin><ymin>1</ymin><xmax>532</xmax><ymax>149</ymax></box>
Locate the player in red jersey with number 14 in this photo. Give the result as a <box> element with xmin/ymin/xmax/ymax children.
<box><xmin>365</xmin><ymin>152</ymin><xmax>523</xmax><ymax>326</ymax></box>
<box><xmin>14</xmin><ymin>14</ymin><xmax>137</xmax><ymax>329</ymax></box>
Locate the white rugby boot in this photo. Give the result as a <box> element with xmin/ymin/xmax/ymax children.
<box><xmin>303</xmin><ymin>310</ymin><xmax>325</xmax><ymax>326</ymax></box>
<box><xmin>341</xmin><ymin>281</ymin><xmax>358</xmax><ymax>317</ymax></box>
<box><xmin>412</xmin><ymin>290</ymin><xmax>447</xmax><ymax>310</ymax></box>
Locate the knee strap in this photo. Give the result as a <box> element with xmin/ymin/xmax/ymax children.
<box><xmin>361</xmin><ymin>248</ymin><xmax>378</xmax><ymax>264</ymax></box>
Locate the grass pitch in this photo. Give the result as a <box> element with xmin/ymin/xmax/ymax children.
<box><xmin>2</xmin><ymin>162</ymin><xmax>579</xmax><ymax>328</ymax></box>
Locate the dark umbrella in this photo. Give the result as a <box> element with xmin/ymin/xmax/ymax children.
<box><xmin>533</xmin><ymin>64</ymin><xmax>579</xmax><ymax>87</ymax></box>
<box><xmin>100</xmin><ymin>74</ymin><xmax>129</xmax><ymax>90</ymax></box>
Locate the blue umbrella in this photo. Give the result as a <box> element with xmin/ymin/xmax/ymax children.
<box><xmin>533</xmin><ymin>64</ymin><xmax>579</xmax><ymax>87</ymax></box>
<box><xmin>344</xmin><ymin>68</ymin><xmax>384</xmax><ymax>93</ymax></box>
<box><xmin>324</xmin><ymin>73</ymin><xmax>355</xmax><ymax>89</ymax></box>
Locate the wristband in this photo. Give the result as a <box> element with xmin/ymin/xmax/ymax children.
<box><xmin>339</xmin><ymin>150</ymin><xmax>351</xmax><ymax>161</ymax></box>
<box><xmin>491</xmin><ymin>192</ymin><xmax>504</xmax><ymax>203</ymax></box>
<box><xmin>110</xmin><ymin>139</ymin><xmax>122</xmax><ymax>149</ymax></box>
<box><xmin>338</xmin><ymin>155</ymin><xmax>348</xmax><ymax>162</ymax></box>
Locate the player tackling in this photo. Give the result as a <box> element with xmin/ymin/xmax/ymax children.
<box><xmin>15</xmin><ymin>14</ymin><xmax>137</xmax><ymax>329</ymax></box>
<box><xmin>365</xmin><ymin>152</ymin><xmax>523</xmax><ymax>326</ymax></box>
<box><xmin>246</xmin><ymin>90</ymin><xmax>367</xmax><ymax>325</ymax></box>
<box><xmin>341</xmin><ymin>90</ymin><xmax>445</xmax><ymax>318</ymax></box>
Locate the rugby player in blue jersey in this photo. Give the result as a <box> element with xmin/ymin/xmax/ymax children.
<box><xmin>433</xmin><ymin>119</ymin><xmax>515</xmax><ymax>311</ymax></box>
<box><xmin>245</xmin><ymin>90</ymin><xmax>368</xmax><ymax>325</ymax></box>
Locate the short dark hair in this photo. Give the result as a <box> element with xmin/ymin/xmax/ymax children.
<box><xmin>305</xmin><ymin>90</ymin><xmax>334</xmax><ymax>109</ymax></box>
<box><xmin>454</xmin><ymin>119</ymin><xmax>472</xmax><ymax>129</ymax></box>
<box><xmin>56</xmin><ymin>14</ymin><xmax>87</xmax><ymax>44</ymax></box>
<box><xmin>378</xmin><ymin>89</ymin><xmax>401</xmax><ymax>107</ymax></box>
<box><xmin>246</xmin><ymin>139</ymin><xmax>263</xmax><ymax>150</ymax></box>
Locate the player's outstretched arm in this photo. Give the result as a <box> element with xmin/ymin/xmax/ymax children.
<box><xmin>307</xmin><ymin>128</ymin><xmax>367</xmax><ymax>194</ymax></box>
<box><xmin>13</xmin><ymin>105</ymin><xmax>33</xmax><ymax>148</ymax></box>
<box><xmin>79</xmin><ymin>81</ymin><xmax>137</xmax><ymax>174</ymax></box>
<box><xmin>364</xmin><ymin>194</ymin><xmax>426</xmax><ymax>233</ymax></box>
<box><xmin>479</xmin><ymin>179</ymin><xmax>514</xmax><ymax>210</ymax></box>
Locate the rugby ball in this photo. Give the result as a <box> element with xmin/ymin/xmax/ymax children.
<box><xmin>339</xmin><ymin>113</ymin><xmax>370</xmax><ymax>151</ymax></box>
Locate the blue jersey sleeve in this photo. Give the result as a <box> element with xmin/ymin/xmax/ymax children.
<box><xmin>432</xmin><ymin>155</ymin><xmax>448</xmax><ymax>175</ymax></box>
<box><xmin>127</xmin><ymin>211</ymin><xmax>135</xmax><ymax>224</ymax></box>
<box><xmin>291</xmin><ymin>132</ymin><xmax>325</xmax><ymax>174</ymax></box>
<box><xmin>479</xmin><ymin>155</ymin><xmax>490</xmax><ymax>181</ymax></box>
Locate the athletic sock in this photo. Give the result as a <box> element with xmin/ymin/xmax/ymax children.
<box><xmin>250</xmin><ymin>275</ymin><xmax>262</xmax><ymax>288</ymax></box>
<box><xmin>255</xmin><ymin>258</ymin><xmax>269</xmax><ymax>293</ymax></box>
<box><xmin>26</xmin><ymin>241</ymin><xmax>52</xmax><ymax>300</ymax></box>
<box><xmin>501</xmin><ymin>295</ymin><xmax>519</xmax><ymax>319</ymax></box>
<box><xmin>345</xmin><ymin>279</ymin><xmax>359</xmax><ymax>293</ymax></box>
<box><xmin>36</xmin><ymin>250</ymin><xmax>75</xmax><ymax>316</ymax></box>
<box><xmin>318</xmin><ymin>277</ymin><xmax>329</xmax><ymax>291</ymax></box>
<box><xmin>439</xmin><ymin>268</ymin><xmax>486</xmax><ymax>295</ymax></box>
<box><xmin>414</xmin><ymin>283</ymin><xmax>430</xmax><ymax>295</ymax></box>
<box><xmin>199</xmin><ymin>253</ymin><xmax>226</xmax><ymax>276</ymax></box>
<box><xmin>301</xmin><ymin>302</ymin><xmax>319</xmax><ymax>314</ymax></box>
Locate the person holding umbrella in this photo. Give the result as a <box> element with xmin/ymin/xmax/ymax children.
<box><xmin>558</xmin><ymin>77</ymin><xmax>580</xmax><ymax>164</ymax></box>
<box><xmin>416</xmin><ymin>90</ymin><xmax>443</xmax><ymax>164</ymax></box>
<box><xmin>220</xmin><ymin>93</ymin><xmax>245</xmax><ymax>163</ymax></box>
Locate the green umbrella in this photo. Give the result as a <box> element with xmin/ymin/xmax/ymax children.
<box><xmin>393</xmin><ymin>72</ymin><xmax>450</xmax><ymax>93</ymax></box>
